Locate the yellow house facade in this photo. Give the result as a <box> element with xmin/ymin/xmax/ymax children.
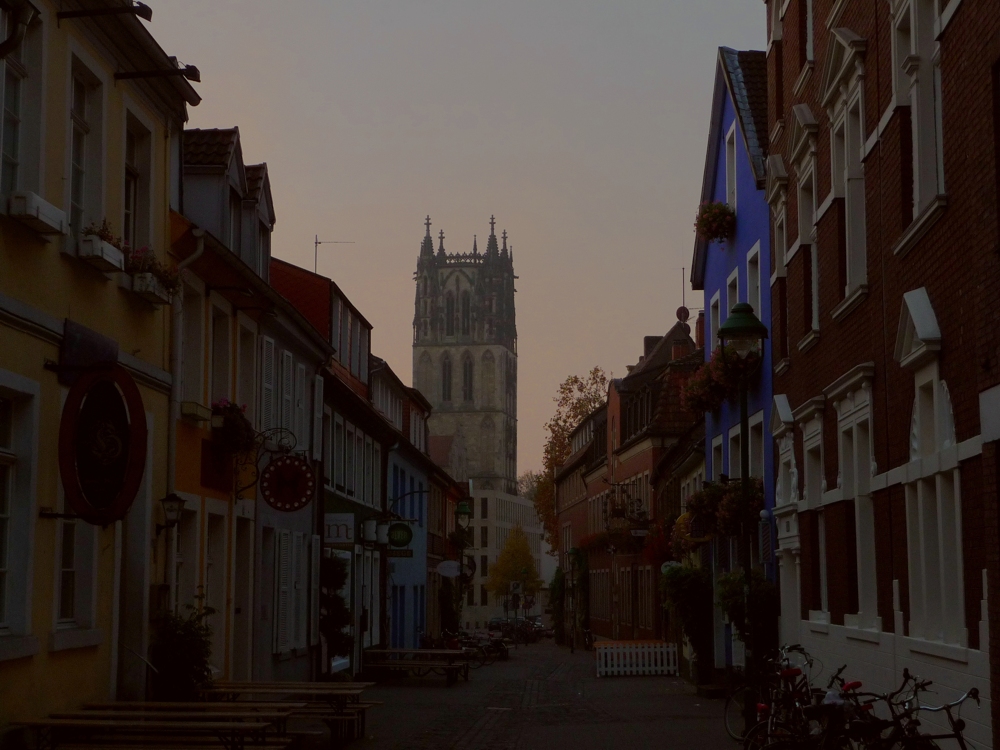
<box><xmin>0</xmin><ymin>0</ymin><xmax>197</xmax><ymax>733</ymax></box>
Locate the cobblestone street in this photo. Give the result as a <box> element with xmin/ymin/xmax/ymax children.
<box><xmin>358</xmin><ymin>641</ymin><xmax>733</xmax><ymax>750</ymax></box>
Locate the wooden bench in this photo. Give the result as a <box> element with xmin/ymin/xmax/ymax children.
<box><xmin>16</xmin><ymin>718</ymin><xmax>275</xmax><ymax>750</ymax></box>
<box><xmin>363</xmin><ymin>658</ymin><xmax>469</xmax><ymax>685</ymax></box>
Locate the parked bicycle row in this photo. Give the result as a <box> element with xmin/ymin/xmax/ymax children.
<box><xmin>726</xmin><ymin>644</ymin><xmax>982</xmax><ymax>749</ymax></box>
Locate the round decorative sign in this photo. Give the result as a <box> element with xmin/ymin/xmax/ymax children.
<box><xmin>387</xmin><ymin>522</ymin><xmax>413</xmax><ymax>548</ymax></box>
<box><xmin>436</xmin><ymin>560</ymin><xmax>461</xmax><ymax>578</ymax></box>
<box><xmin>58</xmin><ymin>365</ymin><xmax>148</xmax><ymax>526</ymax></box>
<box><xmin>260</xmin><ymin>455</ymin><xmax>316</xmax><ymax>512</ymax></box>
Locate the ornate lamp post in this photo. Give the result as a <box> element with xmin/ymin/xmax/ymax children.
<box><xmin>717</xmin><ymin>301</ymin><xmax>768</xmax><ymax>734</ymax></box>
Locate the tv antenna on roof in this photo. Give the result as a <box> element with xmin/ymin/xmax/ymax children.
<box><xmin>314</xmin><ymin>235</ymin><xmax>355</xmax><ymax>273</ymax></box>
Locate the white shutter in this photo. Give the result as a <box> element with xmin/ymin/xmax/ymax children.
<box><xmin>260</xmin><ymin>337</ymin><xmax>275</xmax><ymax>430</ymax></box>
<box><xmin>372</xmin><ymin>549</ymin><xmax>381</xmax><ymax>647</ymax></box>
<box><xmin>274</xmin><ymin>529</ymin><xmax>290</xmax><ymax>653</ymax></box>
<box><xmin>281</xmin><ymin>351</ymin><xmax>294</xmax><ymax>432</ymax></box>
<box><xmin>312</xmin><ymin>375</ymin><xmax>324</xmax><ymax>462</ymax></box>
<box><xmin>310</xmin><ymin>535</ymin><xmax>321</xmax><ymax>646</ymax></box>
<box><xmin>295</xmin><ymin>363</ymin><xmax>307</xmax><ymax>449</ymax></box>
<box><xmin>294</xmin><ymin>532</ymin><xmax>306</xmax><ymax>648</ymax></box>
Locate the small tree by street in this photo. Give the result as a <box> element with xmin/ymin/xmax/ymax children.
<box><xmin>486</xmin><ymin>525</ymin><xmax>543</xmax><ymax>599</ymax></box>
<box><xmin>533</xmin><ymin>367</ymin><xmax>608</xmax><ymax>551</ymax></box>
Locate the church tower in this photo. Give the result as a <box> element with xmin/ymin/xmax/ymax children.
<box><xmin>413</xmin><ymin>215</ymin><xmax>518</xmax><ymax>495</ymax></box>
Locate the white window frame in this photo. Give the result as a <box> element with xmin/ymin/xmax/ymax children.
<box><xmin>236</xmin><ymin>317</ymin><xmax>257</xmax><ymax>427</ymax></box>
<box><xmin>709</xmin><ymin>293</ymin><xmax>721</xmax><ymax>352</ymax></box>
<box><xmin>209</xmin><ymin>295</ymin><xmax>233</xmax><ymax>406</ymax></box>
<box><xmin>747</xmin><ymin>241</ymin><xmax>762</xmax><ymax>317</ymax></box>
<box><xmin>66</xmin><ymin>48</ymin><xmax>105</xmax><ymax>242</ymax></box>
<box><xmin>726</xmin><ymin>267</ymin><xmax>740</xmax><ymax>320</ymax></box>
<box><xmin>711</xmin><ymin>435</ymin><xmax>724</xmax><ymax>482</ymax></box>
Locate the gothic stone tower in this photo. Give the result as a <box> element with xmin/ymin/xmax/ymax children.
<box><xmin>413</xmin><ymin>216</ymin><xmax>518</xmax><ymax>495</ymax></box>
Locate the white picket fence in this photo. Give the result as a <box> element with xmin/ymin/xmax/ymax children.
<box><xmin>594</xmin><ymin>640</ymin><xmax>678</xmax><ymax>677</ymax></box>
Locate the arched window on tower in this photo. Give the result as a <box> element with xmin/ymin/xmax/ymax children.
<box><xmin>445</xmin><ymin>293</ymin><xmax>455</xmax><ymax>336</ymax></box>
<box><xmin>462</xmin><ymin>353</ymin><xmax>474</xmax><ymax>403</ymax></box>
<box><xmin>441</xmin><ymin>353</ymin><xmax>452</xmax><ymax>401</ymax></box>
<box><xmin>481</xmin><ymin>350</ymin><xmax>495</xmax><ymax>407</ymax></box>
<box><xmin>461</xmin><ymin>291</ymin><xmax>471</xmax><ymax>336</ymax></box>
<box><xmin>480</xmin><ymin>417</ymin><xmax>495</xmax><ymax>474</ymax></box>
<box><xmin>418</xmin><ymin>352</ymin><xmax>433</xmax><ymax>394</ymax></box>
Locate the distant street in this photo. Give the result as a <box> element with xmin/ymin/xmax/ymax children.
<box><xmin>359</xmin><ymin>641</ymin><xmax>733</xmax><ymax>750</ymax></box>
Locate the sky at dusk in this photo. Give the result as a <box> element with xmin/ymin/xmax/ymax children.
<box><xmin>151</xmin><ymin>0</ymin><xmax>765</xmax><ymax>474</ymax></box>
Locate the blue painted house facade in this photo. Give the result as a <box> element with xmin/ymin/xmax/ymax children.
<box><xmin>690</xmin><ymin>47</ymin><xmax>773</xmax><ymax>671</ymax></box>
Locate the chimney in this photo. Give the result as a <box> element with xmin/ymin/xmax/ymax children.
<box><xmin>695</xmin><ymin>311</ymin><xmax>705</xmax><ymax>349</ymax></box>
<box><xmin>671</xmin><ymin>341</ymin><xmax>690</xmax><ymax>360</ymax></box>
<box><xmin>643</xmin><ymin>336</ymin><xmax>661</xmax><ymax>358</ymax></box>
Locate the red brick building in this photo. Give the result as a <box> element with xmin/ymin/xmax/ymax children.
<box><xmin>554</xmin><ymin>321</ymin><xmax>700</xmax><ymax>641</ymax></box>
<box><xmin>765</xmin><ymin>0</ymin><xmax>1000</xmax><ymax>743</ymax></box>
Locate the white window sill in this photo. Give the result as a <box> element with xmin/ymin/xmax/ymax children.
<box><xmin>796</xmin><ymin>330</ymin><xmax>820</xmax><ymax>353</ymax></box>
<box><xmin>793</xmin><ymin>62</ymin><xmax>814</xmax><ymax>97</ymax></box>
<box><xmin>907</xmin><ymin>637</ymin><xmax>968</xmax><ymax>664</ymax></box>
<box><xmin>0</xmin><ymin>634</ymin><xmax>40</xmax><ymax>662</ymax></box>
<box><xmin>842</xmin><ymin>618</ymin><xmax>882</xmax><ymax>643</ymax></box>
<box><xmin>831</xmin><ymin>284</ymin><xmax>869</xmax><ymax>322</ymax></box>
<box><xmin>49</xmin><ymin>627</ymin><xmax>103</xmax><ymax>652</ymax></box>
<box><xmin>773</xmin><ymin>357</ymin><xmax>791</xmax><ymax>376</ymax></box>
<box><xmin>807</xmin><ymin>612</ymin><xmax>830</xmax><ymax>633</ymax></box>
<box><xmin>892</xmin><ymin>195</ymin><xmax>947</xmax><ymax>258</ymax></box>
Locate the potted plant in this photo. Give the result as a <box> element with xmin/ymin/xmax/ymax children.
<box><xmin>78</xmin><ymin>218</ymin><xmax>125</xmax><ymax>272</ymax></box>
<box><xmin>125</xmin><ymin>245</ymin><xmax>180</xmax><ymax>305</ymax></box>
<box><xmin>149</xmin><ymin>599</ymin><xmax>214</xmax><ymax>701</ymax></box>
<box><xmin>715</xmin><ymin>477</ymin><xmax>764</xmax><ymax>537</ymax></box>
<box><xmin>210</xmin><ymin>399</ymin><xmax>256</xmax><ymax>454</ymax></box>
<box><xmin>694</xmin><ymin>201</ymin><xmax>736</xmax><ymax>243</ymax></box>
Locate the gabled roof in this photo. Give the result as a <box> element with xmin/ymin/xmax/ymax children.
<box><xmin>245</xmin><ymin>163</ymin><xmax>276</xmax><ymax>227</ymax></box>
<box><xmin>184</xmin><ymin>127</ymin><xmax>240</xmax><ymax>168</ymax></box>
<box><xmin>691</xmin><ymin>48</ymin><xmax>768</xmax><ymax>290</ymax></box>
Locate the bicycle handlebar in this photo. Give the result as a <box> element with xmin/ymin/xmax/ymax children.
<box><xmin>920</xmin><ymin>688</ymin><xmax>980</xmax><ymax>712</ymax></box>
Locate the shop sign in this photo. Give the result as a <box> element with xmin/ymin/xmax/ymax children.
<box><xmin>387</xmin><ymin>522</ymin><xmax>413</xmax><ymax>548</ymax></box>
<box><xmin>325</xmin><ymin>513</ymin><xmax>355</xmax><ymax>545</ymax></box>
<box><xmin>436</xmin><ymin>560</ymin><xmax>461</xmax><ymax>577</ymax></box>
<box><xmin>386</xmin><ymin>549</ymin><xmax>414</xmax><ymax>558</ymax></box>
<box><xmin>58</xmin><ymin>364</ymin><xmax>147</xmax><ymax>526</ymax></box>
<box><xmin>260</xmin><ymin>454</ymin><xmax>316</xmax><ymax>512</ymax></box>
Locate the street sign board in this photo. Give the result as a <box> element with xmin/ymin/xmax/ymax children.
<box><xmin>437</xmin><ymin>560</ymin><xmax>461</xmax><ymax>577</ymax></box>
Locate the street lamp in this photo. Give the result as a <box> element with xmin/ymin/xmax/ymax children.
<box><xmin>718</xmin><ymin>301</ymin><xmax>768</xmax><ymax>734</ymax></box>
<box><xmin>156</xmin><ymin>492</ymin><xmax>185</xmax><ymax>535</ymax></box>
<box><xmin>455</xmin><ymin>500</ymin><xmax>472</xmax><ymax>531</ymax></box>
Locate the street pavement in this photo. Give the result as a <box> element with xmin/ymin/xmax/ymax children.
<box><xmin>357</xmin><ymin>640</ymin><xmax>734</xmax><ymax>750</ymax></box>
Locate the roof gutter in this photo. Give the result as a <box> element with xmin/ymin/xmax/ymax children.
<box><xmin>0</xmin><ymin>3</ymin><xmax>36</xmax><ymax>60</ymax></box>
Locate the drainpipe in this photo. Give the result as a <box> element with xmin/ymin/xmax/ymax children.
<box><xmin>0</xmin><ymin>5</ymin><xmax>34</xmax><ymax>61</ymax></box>
<box><xmin>166</xmin><ymin>229</ymin><xmax>205</xmax><ymax>601</ymax></box>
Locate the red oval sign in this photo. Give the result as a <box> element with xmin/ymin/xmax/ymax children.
<box><xmin>260</xmin><ymin>455</ymin><xmax>315</xmax><ymax>512</ymax></box>
<box><xmin>59</xmin><ymin>365</ymin><xmax>148</xmax><ymax>526</ymax></box>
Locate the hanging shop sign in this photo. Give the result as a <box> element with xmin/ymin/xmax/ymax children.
<box><xmin>436</xmin><ymin>560</ymin><xmax>461</xmax><ymax>577</ymax></box>
<box><xmin>260</xmin><ymin>454</ymin><xmax>316</xmax><ymax>512</ymax></box>
<box><xmin>324</xmin><ymin>513</ymin><xmax>355</xmax><ymax>545</ymax></box>
<box><xmin>386</xmin><ymin>549</ymin><xmax>414</xmax><ymax>558</ymax></box>
<box><xmin>58</xmin><ymin>364</ymin><xmax>148</xmax><ymax>526</ymax></box>
<box><xmin>387</xmin><ymin>522</ymin><xmax>413</xmax><ymax>548</ymax></box>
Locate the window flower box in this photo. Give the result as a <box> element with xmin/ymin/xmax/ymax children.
<box><xmin>78</xmin><ymin>235</ymin><xmax>124</xmax><ymax>272</ymax></box>
<box><xmin>8</xmin><ymin>191</ymin><xmax>67</xmax><ymax>235</ymax></box>
<box><xmin>132</xmin><ymin>272</ymin><xmax>172</xmax><ymax>305</ymax></box>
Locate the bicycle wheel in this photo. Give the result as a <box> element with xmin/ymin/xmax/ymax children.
<box><xmin>742</xmin><ymin>720</ymin><xmax>795</xmax><ymax>750</ymax></box>
<box><xmin>724</xmin><ymin>686</ymin><xmax>749</xmax><ymax>741</ymax></box>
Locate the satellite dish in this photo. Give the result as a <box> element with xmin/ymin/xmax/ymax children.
<box><xmin>436</xmin><ymin>560</ymin><xmax>461</xmax><ymax>578</ymax></box>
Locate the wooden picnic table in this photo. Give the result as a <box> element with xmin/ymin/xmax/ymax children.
<box><xmin>50</xmin><ymin>711</ymin><xmax>293</xmax><ymax>733</ymax></box>
<box><xmin>363</xmin><ymin>648</ymin><xmax>470</xmax><ymax>684</ymax></box>
<box><xmin>198</xmin><ymin>686</ymin><xmax>365</xmax><ymax>709</ymax></box>
<box><xmin>17</xmin><ymin>717</ymin><xmax>273</xmax><ymax>750</ymax></box>
<box><xmin>210</xmin><ymin>681</ymin><xmax>374</xmax><ymax>690</ymax></box>
<box><xmin>81</xmin><ymin>702</ymin><xmax>309</xmax><ymax>711</ymax></box>
<box><xmin>364</xmin><ymin>648</ymin><xmax>465</xmax><ymax>658</ymax></box>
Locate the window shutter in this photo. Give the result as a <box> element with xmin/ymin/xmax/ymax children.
<box><xmin>281</xmin><ymin>351</ymin><xmax>294</xmax><ymax>432</ymax></box>
<box><xmin>310</xmin><ymin>534</ymin><xmax>321</xmax><ymax>646</ymax></box>
<box><xmin>260</xmin><ymin>337</ymin><xmax>275</xmax><ymax>430</ymax></box>
<box><xmin>295</xmin><ymin>363</ymin><xmax>307</xmax><ymax>449</ymax></box>
<box><xmin>312</xmin><ymin>375</ymin><xmax>324</xmax><ymax>461</ymax></box>
<box><xmin>294</xmin><ymin>532</ymin><xmax>308</xmax><ymax>649</ymax></box>
<box><xmin>274</xmin><ymin>529</ymin><xmax>290</xmax><ymax>653</ymax></box>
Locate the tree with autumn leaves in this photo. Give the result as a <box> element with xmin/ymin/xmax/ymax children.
<box><xmin>486</xmin><ymin>525</ymin><xmax>544</xmax><ymax>596</ymax></box>
<box><xmin>530</xmin><ymin>367</ymin><xmax>608</xmax><ymax>552</ymax></box>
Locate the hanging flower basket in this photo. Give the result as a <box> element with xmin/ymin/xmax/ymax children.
<box><xmin>681</xmin><ymin>346</ymin><xmax>763</xmax><ymax>415</ymax></box>
<box><xmin>125</xmin><ymin>245</ymin><xmax>181</xmax><ymax>296</ymax></box>
<box><xmin>694</xmin><ymin>201</ymin><xmax>736</xmax><ymax>243</ymax></box>
<box><xmin>641</xmin><ymin>518</ymin><xmax>673</xmax><ymax>566</ymax></box>
<box><xmin>715</xmin><ymin>477</ymin><xmax>764</xmax><ymax>537</ymax></box>
<box><xmin>211</xmin><ymin>400</ymin><xmax>256</xmax><ymax>453</ymax></box>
